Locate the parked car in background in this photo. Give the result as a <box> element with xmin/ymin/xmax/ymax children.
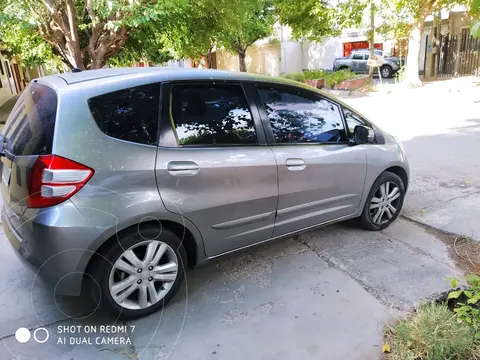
<box><xmin>333</xmin><ymin>49</ymin><xmax>404</xmax><ymax>78</ymax></box>
<box><xmin>1</xmin><ymin>68</ymin><xmax>409</xmax><ymax>320</ymax></box>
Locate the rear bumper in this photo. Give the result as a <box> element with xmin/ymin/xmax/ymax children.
<box><xmin>2</xmin><ymin>201</ymin><xmax>100</xmax><ymax>296</ymax></box>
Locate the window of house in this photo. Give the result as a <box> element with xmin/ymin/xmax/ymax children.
<box><xmin>88</xmin><ymin>83</ymin><xmax>160</xmax><ymax>146</ymax></box>
<box><xmin>170</xmin><ymin>83</ymin><xmax>257</xmax><ymax>146</ymax></box>
<box><xmin>5</xmin><ymin>61</ymin><xmax>11</xmax><ymax>78</ymax></box>
<box><xmin>257</xmin><ymin>85</ymin><xmax>346</xmax><ymax>144</ymax></box>
<box><xmin>0</xmin><ymin>61</ymin><xmax>4</xmax><ymax>76</ymax></box>
<box><xmin>461</xmin><ymin>28</ymin><xmax>471</xmax><ymax>51</ymax></box>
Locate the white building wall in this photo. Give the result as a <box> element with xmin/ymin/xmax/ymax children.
<box><xmin>281</xmin><ymin>41</ymin><xmax>303</xmax><ymax>74</ymax></box>
<box><xmin>302</xmin><ymin>38</ymin><xmax>343</xmax><ymax>71</ymax></box>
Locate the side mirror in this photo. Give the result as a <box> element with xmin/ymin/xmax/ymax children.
<box><xmin>353</xmin><ymin>125</ymin><xmax>375</xmax><ymax>144</ymax></box>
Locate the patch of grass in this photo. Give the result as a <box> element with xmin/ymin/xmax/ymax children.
<box><xmin>384</xmin><ymin>302</ymin><xmax>479</xmax><ymax>360</ymax></box>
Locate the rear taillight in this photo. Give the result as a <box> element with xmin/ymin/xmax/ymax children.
<box><xmin>28</xmin><ymin>155</ymin><xmax>94</xmax><ymax>208</ymax></box>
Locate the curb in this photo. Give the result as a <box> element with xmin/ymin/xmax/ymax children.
<box><xmin>400</xmin><ymin>214</ymin><xmax>477</xmax><ymax>242</ymax></box>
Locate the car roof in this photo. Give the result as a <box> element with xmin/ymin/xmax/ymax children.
<box><xmin>34</xmin><ymin>67</ymin><xmax>361</xmax><ymax>114</ymax></box>
<box><xmin>48</xmin><ymin>67</ymin><xmax>269</xmax><ymax>85</ymax></box>
<box><xmin>353</xmin><ymin>49</ymin><xmax>383</xmax><ymax>52</ymax></box>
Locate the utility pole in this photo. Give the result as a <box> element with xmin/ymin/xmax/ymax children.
<box><xmin>369</xmin><ymin>0</ymin><xmax>375</xmax><ymax>78</ymax></box>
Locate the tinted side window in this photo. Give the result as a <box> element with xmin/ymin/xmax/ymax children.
<box><xmin>352</xmin><ymin>52</ymin><xmax>363</xmax><ymax>60</ymax></box>
<box><xmin>258</xmin><ymin>85</ymin><xmax>346</xmax><ymax>144</ymax></box>
<box><xmin>170</xmin><ymin>84</ymin><xmax>257</xmax><ymax>146</ymax></box>
<box><xmin>343</xmin><ymin>107</ymin><xmax>369</xmax><ymax>136</ymax></box>
<box><xmin>88</xmin><ymin>83</ymin><xmax>160</xmax><ymax>146</ymax></box>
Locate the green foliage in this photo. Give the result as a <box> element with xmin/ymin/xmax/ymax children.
<box><xmin>284</xmin><ymin>69</ymin><xmax>358</xmax><ymax>89</ymax></box>
<box><xmin>0</xmin><ymin>0</ymin><xmax>188</xmax><ymax>69</ymax></box>
<box><xmin>394</xmin><ymin>65</ymin><xmax>406</xmax><ymax>82</ymax></box>
<box><xmin>109</xmin><ymin>23</ymin><xmax>174</xmax><ymax>66</ymax></box>
<box><xmin>217</xmin><ymin>0</ymin><xmax>275</xmax><ymax>52</ymax></box>
<box><xmin>0</xmin><ymin>12</ymin><xmax>59</xmax><ymax>66</ymax></box>
<box><xmin>384</xmin><ymin>302</ymin><xmax>479</xmax><ymax>360</ymax></box>
<box><xmin>157</xmin><ymin>0</ymin><xmax>220</xmax><ymax>60</ymax></box>
<box><xmin>472</xmin><ymin>20</ymin><xmax>480</xmax><ymax>38</ymax></box>
<box><xmin>284</xmin><ymin>72</ymin><xmax>306</xmax><ymax>82</ymax></box>
<box><xmin>325</xmin><ymin>69</ymin><xmax>356</xmax><ymax>88</ymax></box>
<box><xmin>376</xmin><ymin>1</ymin><xmax>412</xmax><ymax>41</ymax></box>
<box><xmin>275</xmin><ymin>0</ymin><xmax>366</xmax><ymax>41</ymax></box>
<box><xmin>471</xmin><ymin>0</ymin><xmax>480</xmax><ymax>38</ymax></box>
<box><xmin>448</xmin><ymin>274</ymin><xmax>480</xmax><ymax>335</ymax></box>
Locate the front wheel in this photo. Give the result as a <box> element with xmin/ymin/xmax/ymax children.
<box><xmin>90</xmin><ymin>226</ymin><xmax>187</xmax><ymax>320</ymax></box>
<box><xmin>359</xmin><ymin>171</ymin><xmax>405</xmax><ymax>231</ymax></box>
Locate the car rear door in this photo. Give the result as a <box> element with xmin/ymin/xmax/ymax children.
<box><xmin>0</xmin><ymin>83</ymin><xmax>57</xmax><ymax>237</ymax></box>
<box><xmin>254</xmin><ymin>82</ymin><xmax>367</xmax><ymax>237</ymax></box>
<box><xmin>155</xmin><ymin>80</ymin><xmax>278</xmax><ymax>257</ymax></box>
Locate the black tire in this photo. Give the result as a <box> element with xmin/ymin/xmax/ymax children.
<box><xmin>380</xmin><ymin>65</ymin><xmax>393</xmax><ymax>78</ymax></box>
<box><xmin>89</xmin><ymin>226</ymin><xmax>187</xmax><ymax>320</ymax></box>
<box><xmin>338</xmin><ymin>66</ymin><xmax>349</xmax><ymax>72</ymax></box>
<box><xmin>359</xmin><ymin>171</ymin><xmax>405</xmax><ymax>231</ymax></box>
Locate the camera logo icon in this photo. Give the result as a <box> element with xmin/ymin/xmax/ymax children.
<box><xmin>15</xmin><ymin>327</ymin><xmax>49</xmax><ymax>343</ymax></box>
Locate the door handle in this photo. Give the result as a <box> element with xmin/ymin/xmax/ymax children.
<box><xmin>285</xmin><ymin>158</ymin><xmax>306</xmax><ymax>171</ymax></box>
<box><xmin>167</xmin><ymin>161</ymin><xmax>200</xmax><ymax>176</ymax></box>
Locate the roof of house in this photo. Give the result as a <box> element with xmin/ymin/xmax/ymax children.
<box><xmin>425</xmin><ymin>5</ymin><xmax>467</xmax><ymax>22</ymax></box>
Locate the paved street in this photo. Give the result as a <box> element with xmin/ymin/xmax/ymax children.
<box><xmin>341</xmin><ymin>77</ymin><xmax>480</xmax><ymax>240</ymax></box>
<box><xmin>0</xmin><ymin>78</ymin><xmax>478</xmax><ymax>359</ymax></box>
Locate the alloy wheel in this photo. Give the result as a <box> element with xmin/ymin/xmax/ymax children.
<box><xmin>382</xmin><ymin>68</ymin><xmax>390</xmax><ymax>78</ymax></box>
<box><xmin>108</xmin><ymin>240</ymin><xmax>178</xmax><ymax>310</ymax></box>
<box><xmin>369</xmin><ymin>181</ymin><xmax>401</xmax><ymax>225</ymax></box>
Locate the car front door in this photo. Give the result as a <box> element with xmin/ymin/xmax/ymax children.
<box><xmin>359</xmin><ymin>52</ymin><xmax>370</xmax><ymax>73</ymax></box>
<box><xmin>155</xmin><ymin>81</ymin><xmax>278</xmax><ymax>256</ymax></box>
<box><xmin>350</xmin><ymin>51</ymin><xmax>365</xmax><ymax>73</ymax></box>
<box><xmin>254</xmin><ymin>83</ymin><xmax>367</xmax><ymax>237</ymax></box>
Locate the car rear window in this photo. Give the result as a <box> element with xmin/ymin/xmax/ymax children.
<box><xmin>3</xmin><ymin>83</ymin><xmax>57</xmax><ymax>155</ymax></box>
<box><xmin>88</xmin><ymin>83</ymin><xmax>160</xmax><ymax>146</ymax></box>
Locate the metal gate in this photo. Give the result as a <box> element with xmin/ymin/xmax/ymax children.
<box><xmin>438</xmin><ymin>32</ymin><xmax>480</xmax><ymax>77</ymax></box>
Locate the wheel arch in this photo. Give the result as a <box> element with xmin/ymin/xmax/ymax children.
<box><xmin>356</xmin><ymin>162</ymin><xmax>409</xmax><ymax>218</ymax></box>
<box><xmin>384</xmin><ymin>165</ymin><xmax>409</xmax><ymax>192</ymax></box>
<box><xmin>82</xmin><ymin>215</ymin><xmax>205</xmax><ymax>286</ymax></box>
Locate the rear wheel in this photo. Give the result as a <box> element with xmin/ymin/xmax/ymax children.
<box><xmin>380</xmin><ymin>65</ymin><xmax>393</xmax><ymax>78</ymax></box>
<box><xmin>359</xmin><ymin>171</ymin><xmax>405</xmax><ymax>231</ymax></box>
<box><xmin>90</xmin><ymin>226</ymin><xmax>187</xmax><ymax>320</ymax></box>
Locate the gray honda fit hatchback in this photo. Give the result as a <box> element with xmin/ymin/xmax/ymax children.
<box><xmin>1</xmin><ymin>68</ymin><xmax>409</xmax><ymax>319</ymax></box>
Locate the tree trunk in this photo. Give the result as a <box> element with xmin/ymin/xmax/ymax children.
<box><xmin>404</xmin><ymin>8</ymin><xmax>430</xmax><ymax>86</ymax></box>
<box><xmin>238</xmin><ymin>50</ymin><xmax>247</xmax><ymax>72</ymax></box>
<box><xmin>65</xmin><ymin>0</ymin><xmax>83</xmax><ymax>68</ymax></box>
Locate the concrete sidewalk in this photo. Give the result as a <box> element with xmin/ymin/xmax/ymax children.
<box><xmin>0</xmin><ymin>218</ymin><xmax>462</xmax><ymax>360</ymax></box>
